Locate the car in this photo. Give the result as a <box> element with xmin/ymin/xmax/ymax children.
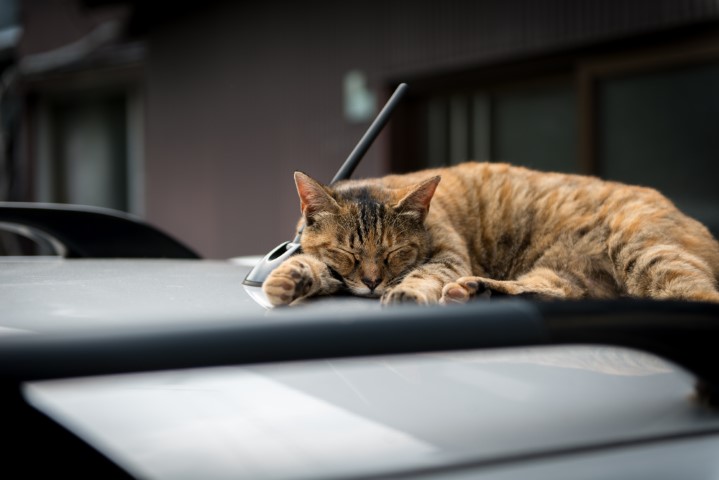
<box><xmin>1</xmin><ymin>202</ymin><xmax>719</xmax><ymax>479</ymax></box>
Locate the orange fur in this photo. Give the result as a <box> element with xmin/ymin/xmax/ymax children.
<box><xmin>263</xmin><ymin>162</ymin><xmax>719</xmax><ymax>306</ymax></box>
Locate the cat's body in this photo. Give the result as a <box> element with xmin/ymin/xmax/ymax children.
<box><xmin>263</xmin><ymin>162</ymin><xmax>719</xmax><ymax>306</ymax></box>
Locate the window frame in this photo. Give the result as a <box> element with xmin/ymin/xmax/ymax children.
<box><xmin>577</xmin><ymin>34</ymin><xmax>719</xmax><ymax>175</ymax></box>
<box><xmin>390</xmin><ymin>32</ymin><xmax>719</xmax><ymax>177</ymax></box>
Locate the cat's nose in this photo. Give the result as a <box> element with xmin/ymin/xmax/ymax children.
<box><xmin>362</xmin><ymin>277</ymin><xmax>381</xmax><ymax>291</ymax></box>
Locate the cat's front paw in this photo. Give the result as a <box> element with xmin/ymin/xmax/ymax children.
<box><xmin>263</xmin><ymin>258</ymin><xmax>315</xmax><ymax>306</ymax></box>
<box><xmin>381</xmin><ymin>286</ymin><xmax>432</xmax><ymax>306</ymax></box>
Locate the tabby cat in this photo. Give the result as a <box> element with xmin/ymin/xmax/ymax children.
<box><xmin>263</xmin><ymin>162</ymin><xmax>719</xmax><ymax>306</ymax></box>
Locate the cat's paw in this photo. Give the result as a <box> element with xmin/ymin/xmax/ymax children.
<box><xmin>263</xmin><ymin>258</ymin><xmax>316</xmax><ymax>306</ymax></box>
<box><xmin>441</xmin><ymin>275</ymin><xmax>570</xmax><ymax>303</ymax></box>
<box><xmin>440</xmin><ymin>277</ymin><xmax>506</xmax><ymax>304</ymax></box>
<box><xmin>381</xmin><ymin>285</ymin><xmax>432</xmax><ymax>306</ymax></box>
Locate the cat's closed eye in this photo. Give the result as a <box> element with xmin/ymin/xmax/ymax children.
<box><xmin>385</xmin><ymin>246</ymin><xmax>418</xmax><ymax>271</ymax></box>
<box><xmin>324</xmin><ymin>248</ymin><xmax>357</xmax><ymax>274</ymax></box>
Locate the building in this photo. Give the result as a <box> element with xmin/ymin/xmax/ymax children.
<box><xmin>3</xmin><ymin>0</ymin><xmax>719</xmax><ymax>258</ymax></box>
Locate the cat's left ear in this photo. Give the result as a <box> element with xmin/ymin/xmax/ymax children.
<box><xmin>395</xmin><ymin>175</ymin><xmax>441</xmax><ymax>221</ymax></box>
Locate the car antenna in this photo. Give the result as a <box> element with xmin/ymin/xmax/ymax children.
<box><xmin>243</xmin><ymin>82</ymin><xmax>409</xmax><ymax>287</ymax></box>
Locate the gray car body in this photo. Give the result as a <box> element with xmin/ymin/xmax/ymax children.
<box><xmin>3</xmin><ymin>256</ymin><xmax>719</xmax><ymax>479</ymax></box>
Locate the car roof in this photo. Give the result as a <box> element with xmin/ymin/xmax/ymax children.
<box><xmin>1</xmin><ymin>256</ymin><xmax>269</xmax><ymax>332</ymax></box>
<box><xmin>5</xmin><ymin>256</ymin><xmax>719</xmax><ymax>479</ymax></box>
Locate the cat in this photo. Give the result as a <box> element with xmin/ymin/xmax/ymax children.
<box><xmin>262</xmin><ymin>162</ymin><xmax>719</xmax><ymax>306</ymax></box>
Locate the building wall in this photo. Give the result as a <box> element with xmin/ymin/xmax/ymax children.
<box><xmin>144</xmin><ymin>2</ymin><xmax>390</xmax><ymax>258</ymax></box>
<box><xmin>138</xmin><ymin>0</ymin><xmax>719</xmax><ymax>257</ymax></box>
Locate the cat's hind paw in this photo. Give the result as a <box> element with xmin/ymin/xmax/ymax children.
<box><xmin>440</xmin><ymin>282</ymin><xmax>473</xmax><ymax>304</ymax></box>
<box><xmin>440</xmin><ymin>277</ymin><xmax>502</xmax><ymax>304</ymax></box>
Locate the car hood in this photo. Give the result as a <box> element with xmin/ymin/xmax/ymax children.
<box><xmin>3</xmin><ymin>257</ymin><xmax>719</xmax><ymax>479</ymax></box>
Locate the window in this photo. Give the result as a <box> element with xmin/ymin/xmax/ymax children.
<box><xmin>405</xmin><ymin>78</ymin><xmax>577</xmax><ymax>173</ymax></box>
<box><xmin>393</xmin><ymin>36</ymin><xmax>719</xmax><ymax>234</ymax></box>
<box><xmin>33</xmin><ymin>89</ymin><xmax>144</xmax><ymax>215</ymax></box>
<box><xmin>594</xmin><ymin>59</ymin><xmax>719</xmax><ymax>234</ymax></box>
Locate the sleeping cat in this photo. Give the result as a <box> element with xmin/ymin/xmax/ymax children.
<box><xmin>263</xmin><ymin>162</ymin><xmax>719</xmax><ymax>306</ymax></box>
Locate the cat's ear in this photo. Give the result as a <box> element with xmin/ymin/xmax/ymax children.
<box><xmin>395</xmin><ymin>175</ymin><xmax>441</xmax><ymax>221</ymax></box>
<box><xmin>294</xmin><ymin>172</ymin><xmax>339</xmax><ymax>223</ymax></box>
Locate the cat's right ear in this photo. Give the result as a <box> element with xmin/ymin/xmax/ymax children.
<box><xmin>294</xmin><ymin>172</ymin><xmax>339</xmax><ymax>223</ymax></box>
<box><xmin>395</xmin><ymin>175</ymin><xmax>441</xmax><ymax>222</ymax></box>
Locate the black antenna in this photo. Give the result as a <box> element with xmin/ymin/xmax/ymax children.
<box><xmin>243</xmin><ymin>83</ymin><xmax>409</xmax><ymax>287</ymax></box>
<box><xmin>331</xmin><ymin>82</ymin><xmax>408</xmax><ymax>184</ymax></box>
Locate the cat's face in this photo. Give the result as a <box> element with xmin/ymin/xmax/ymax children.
<box><xmin>293</xmin><ymin>172</ymin><xmax>440</xmax><ymax>297</ymax></box>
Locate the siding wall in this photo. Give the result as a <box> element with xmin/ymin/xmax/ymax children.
<box><xmin>144</xmin><ymin>0</ymin><xmax>719</xmax><ymax>257</ymax></box>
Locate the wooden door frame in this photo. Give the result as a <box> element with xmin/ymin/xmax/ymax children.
<box><xmin>577</xmin><ymin>34</ymin><xmax>719</xmax><ymax>174</ymax></box>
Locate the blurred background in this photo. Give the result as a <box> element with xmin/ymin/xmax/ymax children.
<box><xmin>1</xmin><ymin>0</ymin><xmax>718</xmax><ymax>258</ymax></box>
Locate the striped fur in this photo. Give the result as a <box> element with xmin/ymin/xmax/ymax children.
<box><xmin>263</xmin><ymin>162</ymin><xmax>719</xmax><ymax>306</ymax></box>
